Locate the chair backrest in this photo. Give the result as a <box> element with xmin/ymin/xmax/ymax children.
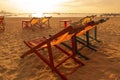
<box><xmin>79</xmin><ymin>15</ymin><xmax>96</xmax><ymax>25</ymax></box>
<box><xmin>80</xmin><ymin>17</ymin><xmax>91</xmax><ymax>25</ymax></box>
<box><xmin>30</xmin><ymin>17</ymin><xmax>40</xmax><ymax>26</ymax></box>
<box><xmin>50</xmin><ymin>31</ymin><xmax>74</xmax><ymax>45</ymax></box>
<box><xmin>40</xmin><ymin>17</ymin><xmax>48</xmax><ymax>23</ymax></box>
<box><xmin>29</xmin><ymin>17</ymin><xmax>51</xmax><ymax>26</ymax></box>
<box><xmin>29</xmin><ymin>26</ymin><xmax>75</xmax><ymax>48</ymax></box>
<box><xmin>40</xmin><ymin>16</ymin><xmax>52</xmax><ymax>24</ymax></box>
<box><xmin>76</xmin><ymin>17</ymin><xmax>109</xmax><ymax>36</ymax></box>
<box><xmin>70</xmin><ymin>15</ymin><xmax>96</xmax><ymax>28</ymax></box>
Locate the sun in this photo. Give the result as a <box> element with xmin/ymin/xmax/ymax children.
<box><xmin>10</xmin><ymin>0</ymin><xmax>69</xmax><ymax>13</ymax></box>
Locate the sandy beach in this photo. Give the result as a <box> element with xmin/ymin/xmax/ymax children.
<box><xmin>0</xmin><ymin>17</ymin><xmax>120</xmax><ymax>80</ymax></box>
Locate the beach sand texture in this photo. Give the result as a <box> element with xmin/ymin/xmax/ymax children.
<box><xmin>0</xmin><ymin>17</ymin><xmax>120</xmax><ymax>80</ymax></box>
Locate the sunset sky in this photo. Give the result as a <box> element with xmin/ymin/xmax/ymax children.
<box><xmin>0</xmin><ymin>0</ymin><xmax>120</xmax><ymax>13</ymax></box>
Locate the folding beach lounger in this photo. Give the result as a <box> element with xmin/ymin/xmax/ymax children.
<box><xmin>61</xmin><ymin>17</ymin><xmax>109</xmax><ymax>60</ymax></box>
<box><xmin>21</xmin><ymin>25</ymin><xmax>85</xmax><ymax>80</ymax></box>
<box><xmin>69</xmin><ymin>15</ymin><xmax>110</xmax><ymax>51</ymax></box>
<box><xmin>76</xmin><ymin>16</ymin><xmax>109</xmax><ymax>50</ymax></box>
<box><xmin>22</xmin><ymin>16</ymin><xmax>51</xmax><ymax>29</ymax></box>
<box><xmin>22</xmin><ymin>17</ymin><xmax>40</xmax><ymax>29</ymax></box>
<box><xmin>61</xmin><ymin>15</ymin><xmax>99</xmax><ymax>51</ymax></box>
<box><xmin>77</xmin><ymin>15</ymin><xmax>100</xmax><ymax>48</ymax></box>
<box><xmin>39</xmin><ymin>16</ymin><xmax>52</xmax><ymax>28</ymax></box>
<box><xmin>0</xmin><ymin>16</ymin><xmax>5</xmax><ymax>31</ymax></box>
<box><xmin>72</xmin><ymin>15</ymin><xmax>99</xmax><ymax>48</ymax></box>
<box><xmin>75</xmin><ymin>17</ymin><xmax>109</xmax><ymax>49</ymax></box>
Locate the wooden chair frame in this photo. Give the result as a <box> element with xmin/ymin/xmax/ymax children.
<box><xmin>0</xmin><ymin>16</ymin><xmax>5</xmax><ymax>31</ymax></box>
<box><xmin>21</xmin><ymin>26</ymin><xmax>84</xmax><ymax>80</ymax></box>
<box><xmin>61</xmin><ymin>17</ymin><xmax>109</xmax><ymax>60</ymax></box>
<box><xmin>21</xmin><ymin>18</ymin><xmax>109</xmax><ymax>80</ymax></box>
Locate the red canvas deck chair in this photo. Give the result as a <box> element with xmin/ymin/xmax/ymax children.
<box><xmin>21</xmin><ymin>25</ymin><xmax>85</xmax><ymax>80</ymax></box>
<box><xmin>0</xmin><ymin>16</ymin><xmax>5</xmax><ymax>31</ymax></box>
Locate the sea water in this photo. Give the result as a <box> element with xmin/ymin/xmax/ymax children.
<box><xmin>0</xmin><ymin>13</ymin><xmax>102</xmax><ymax>18</ymax></box>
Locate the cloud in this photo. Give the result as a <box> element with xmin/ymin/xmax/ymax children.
<box><xmin>57</xmin><ymin>0</ymin><xmax>120</xmax><ymax>13</ymax></box>
<box><xmin>60</xmin><ymin>0</ymin><xmax>120</xmax><ymax>7</ymax></box>
<box><xmin>0</xmin><ymin>0</ymin><xmax>120</xmax><ymax>13</ymax></box>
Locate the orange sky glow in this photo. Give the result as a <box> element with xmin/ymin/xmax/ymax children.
<box><xmin>0</xmin><ymin>0</ymin><xmax>120</xmax><ymax>13</ymax></box>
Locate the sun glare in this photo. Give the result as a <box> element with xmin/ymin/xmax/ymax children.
<box><xmin>11</xmin><ymin>0</ymin><xmax>69</xmax><ymax>14</ymax></box>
